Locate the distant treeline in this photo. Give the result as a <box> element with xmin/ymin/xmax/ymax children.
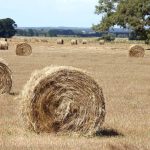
<box><xmin>16</xmin><ymin>28</ymin><xmax>102</xmax><ymax>37</ymax></box>
<box><xmin>16</xmin><ymin>28</ymin><xmax>131</xmax><ymax>39</ymax></box>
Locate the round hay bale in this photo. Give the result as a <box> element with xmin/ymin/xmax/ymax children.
<box><xmin>82</xmin><ymin>40</ymin><xmax>87</xmax><ymax>44</ymax></box>
<box><xmin>19</xmin><ymin>66</ymin><xmax>105</xmax><ymax>135</ymax></box>
<box><xmin>71</xmin><ymin>39</ymin><xmax>78</xmax><ymax>45</ymax></box>
<box><xmin>34</xmin><ymin>39</ymin><xmax>39</xmax><ymax>43</ymax></box>
<box><xmin>0</xmin><ymin>59</ymin><xmax>12</xmax><ymax>94</ymax></box>
<box><xmin>99</xmin><ymin>40</ymin><xmax>105</xmax><ymax>45</ymax></box>
<box><xmin>41</xmin><ymin>39</ymin><xmax>48</xmax><ymax>43</ymax></box>
<box><xmin>57</xmin><ymin>39</ymin><xmax>64</xmax><ymax>44</ymax></box>
<box><xmin>24</xmin><ymin>39</ymin><xmax>30</xmax><ymax>43</ymax></box>
<box><xmin>16</xmin><ymin>43</ymin><xmax>32</xmax><ymax>56</ymax></box>
<box><xmin>129</xmin><ymin>45</ymin><xmax>145</xmax><ymax>57</ymax></box>
<box><xmin>0</xmin><ymin>41</ymin><xmax>8</xmax><ymax>50</ymax></box>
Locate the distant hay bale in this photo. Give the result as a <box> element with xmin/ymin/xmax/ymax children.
<box><xmin>0</xmin><ymin>59</ymin><xmax>12</xmax><ymax>94</ymax></box>
<box><xmin>57</xmin><ymin>39</ymin><xmax>64</xmax><ymax>44</ymax></box>
<box><xmin>129</xmin><ymin>45</ymin><xmax>145</xmax><ymax>57</ymax></box>
<box><xmin>41</xmin><ymin>39</ymin><xmax>48</xmax><ymax>43</ymax></box>
<box><xmin>24</xmin><ymin>39</ymin><xmax>31</xmax><ymax>43</ymax></box>
<box><xmin>16</xmin><ymin>43</ymin><xmax>32</xmax><ymax>56</ymax></box>
<box><xmin>19</xmin><ymin>66</ymin><xmax>105</xmax><ymax>135</ymax></box>
<box><xmin>71</xmin><ymin>39</ymin><xmax>78</xmax><ymax>45</ymax></box>
<box><xmin>0</xmin><ymin>41</ymin><xmax>8</xmax><ymax>50</ymax></box>
<box><xmin>99</xmin><ymin>40</ymin><xmax>105</xmax><ymax>45</ymax></box>
<box><xmin>82</xmin><ymin>40</ymin><xmax>87</xmax><ymax>44</ymax></box>
<box><xmin>34</xmin><ymin>39</ymin><xmax>39</xmax><ymax>42</ymax></box>
<box><xmin>24</xmin><ymin>39</ymin><xmax>28</xmax><ymax>42</ymax></box>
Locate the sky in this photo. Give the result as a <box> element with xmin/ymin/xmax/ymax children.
<box><xmin>0</xmin><ymin>0</ymin><xmax>102</xmax><ymax>27</ymax></box>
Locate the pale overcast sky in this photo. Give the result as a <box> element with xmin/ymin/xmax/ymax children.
<box><xmin>0</xmin><ymin>0</ymin><xmax>102</xmax><ymax>27</ymax></box>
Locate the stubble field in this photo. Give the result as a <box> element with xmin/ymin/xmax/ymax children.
<box><xmin>0</xmin><ymin>38</ymin><xmax>150</xmax><ymax>150</ymax></box>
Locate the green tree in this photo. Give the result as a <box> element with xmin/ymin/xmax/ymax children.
<box><xmin>48</xmin><ymin>30</ymin><xmax>57</xmax><ymax>37</ymax></box>
<box><xmin>0</xmin><ymin>18</ymin><xmax>17</xmax><ymax>38</ymax></box>
<box><xmin>28</xmin><ymin>29</ymin><xmax>34</xmax><ymax>36</ymax></box>
<box><xmin>93</xmin><ymin>0</ymin><xmax>150</xmax><ymax>42</ymax></box>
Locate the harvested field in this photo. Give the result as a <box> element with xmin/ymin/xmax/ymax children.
<box><xmin>0</xmin><ymin>38</ymin><xmax>150</xmax><ymax>150</ymax></box>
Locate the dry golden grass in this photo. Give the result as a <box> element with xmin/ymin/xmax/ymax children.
<box><xmin>0</xmin><ymin>38</ymin><xmax>150</xmax><ymax>150</ymax></box>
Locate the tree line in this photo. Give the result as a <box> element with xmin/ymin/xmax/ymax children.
<box><xmin>16</xmin><ymin>29</ymin><xmax>76</xmax><ymax>37</ymax></box>
<box><xmin>16</xmin><ymin>28</ymin><xmax>103</xmax><ymax>37</ymax></box>
<box><xmin>93</xmin><ymin>0</ymin><xmax>150</xmax><ymax>43</ymax></box>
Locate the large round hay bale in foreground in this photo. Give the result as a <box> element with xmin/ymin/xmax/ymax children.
<box><xmin>16</xmin><ymin>43</ymin><xmax>32</xmax><ymax>56</ymax></box>
<box><xmin>0</xmin><ymin>41</ymin><xmax>8</xmax><ymax>50</ymax></box>
<box><xmin>71</xmin><ymin>39</ymin><xmax>78</xmax><ymax>45</ymax></box>
<box><xmin>0</xmin><ymin>59</ymin><xmax>12</xmax><ymax>94</ymax></box>
<box><xmin>129</xmin><ymin>45</ymin><xmax>145</xmax><ymax>57</ymax></box>
<box><xmin>57</xmin><ymin>39</ymin><xmax>64</xmax><ymax>44</ymax></box>
<box><xmin>19</xmin><ymin>66</ymin><xmax>105</xmax><ymax>135</ymax></box>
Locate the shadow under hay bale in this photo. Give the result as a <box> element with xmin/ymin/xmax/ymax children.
<box><xmin>19</xmin><ymin>66</ymin><xmax>106</xmax><ymax>135</ymax></box>
<box><xmin>129</xmin><ymin>45</ymin><xmax>145</xmax><ymax>57</ymax></box>
<box><xmin>146</xmin><ymin>48</ymin><xmax>150</xmax><ymax>50</ymax></box>
<box><xmin>16</xmin><ymin>43</ymin><xmax>32</xmax><ymax>56</ymax></box>
<box><xmin>96</xmin><ymin>128</ymin><xmax>123</xmax><ymax>137</ymax></box>
<box><xmin>0</xmin><ymin>59</ymin><xmax>12</xmax><ymax>94</ymax></box>
<box><xmin>9</xmin><ymin>91</ymin><xmax>19</xmax><ymax>96</ymax></box>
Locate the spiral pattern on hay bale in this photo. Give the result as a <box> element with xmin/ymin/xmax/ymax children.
<box><xmin>19</xmin><ymin>66</ymin><xmax>105</xmax><ymax>135</ymax></box>
<box><xmin>0</xmin><ymin>60</ymin><xmax>12</xmax><ymax>94</ymax></box>
<box><xmin>129</xmin><ymin>45</ymin><xmax>145</xmax><ymax>57</ymax></box>
<box><xmin>16</xmin><ymin>43</ymin><xmax>32</xmax><ymax>56</ymax></box>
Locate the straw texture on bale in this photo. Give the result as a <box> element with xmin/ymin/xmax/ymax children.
<box><xmin>19</xmin><ymin>66</ymin><xmax>105</xmax><ymax>135</ymax></box>
<box><xmin>57</xmin><ymin>39</ymin><xmax>64</xmax><ymax>44</ymax></box>
<box><xmin>71</xmin><ymin>39</ymin><xmax>78</xmax><ymax>45</ymax></box>
<box><xmin>82</xmin><ymin>40</ymin><xmax>87</xmax><ymax>44</ymax></box>
<box><xmin>16</xmin><ymin>43</ymin><xmax>32</xmax><ymax>56</ymax></box>
<box><xmin>0</xmin><ymin>59</ymin><xmax>12</xmax><ymax>94</ymax></box>
<box><xmin>0</xmin><ymin>41</ymin><xmax>8</xmax><ymax>50</ymax></box>
<box><xmin>99</xmin><ymin>40</ymin><xmax>105</xmax><ymax>45</ymax></box>
<box><xmin>129</xmin><ymin>45</ymin><xmax>145</xmax><ymax>57</ymax></box>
